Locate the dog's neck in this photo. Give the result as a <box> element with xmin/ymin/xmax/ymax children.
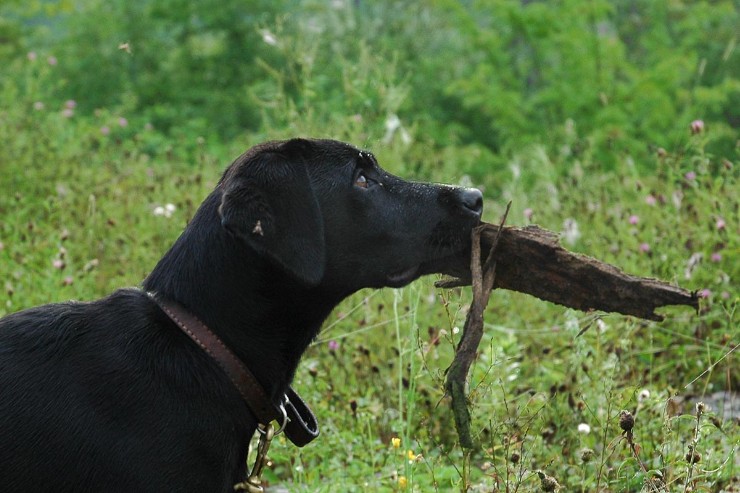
<box><xmin>143</xmin><ymin>193</ymin><xmax>344</xmax><ymax>400</ymax></box>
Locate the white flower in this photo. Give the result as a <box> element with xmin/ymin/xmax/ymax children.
<box><xmin>561</xmin><ymin>218</ymin><xmax>581</xmax><ymax>245</ymax></box>
<box><xmin>154</xmin><ymin>204</ymin><xmax>176</xmax><ymax>218</ymax></box>
<box><xmin>260</xmin><ymin>29</ymin><xmax>278</xmax><ymax>46</ymax></box>
<box><xmin>638</xmin><ymin>389</ymin><xmax>650</xmax><ymax>402</ymax></box>
<box><xmin>452</xmin><ymin>326</ymin><xmax>460</xmax><ymax>335</ymax></box>
<box><xmin>577</xmin><ymin>423</ymin><xmax>591</xmax><ymax>434</ymax></box>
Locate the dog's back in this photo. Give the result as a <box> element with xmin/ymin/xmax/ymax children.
<box><xmin>0</xmin><ymin>289</ymin><xmax>250</xmax><ymax>492</ymax></box>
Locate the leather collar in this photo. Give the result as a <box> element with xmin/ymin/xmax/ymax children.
<box><xmin>148</xmin><ymin>292</ymin><xmax>319</xmax><ymax>447</ymax></box>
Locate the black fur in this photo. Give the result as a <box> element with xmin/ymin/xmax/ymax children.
<box><xmin>0</xmin><ymin>139</ymin><xmax>482</xmax><ymax>491</ymax></box>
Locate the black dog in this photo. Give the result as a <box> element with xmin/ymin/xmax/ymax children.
<box><xmin>0</xmin><ymin>138</ymin><xmax>482</xmax><ymax>492</ymax></box>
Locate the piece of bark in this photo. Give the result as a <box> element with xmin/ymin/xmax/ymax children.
<box><xmin>439</xmin><ymin>221</ymin><xmax>698</xmax><ymax>449</ymax></box>
<box><xmin>437</xmin><ymin>223</ymin><xmax>698</xmax><ymax>321</ymax></box>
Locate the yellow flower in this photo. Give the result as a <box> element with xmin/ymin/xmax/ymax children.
<box><xmin>407</xmin><ymin>450</ymin><xmax>416</xmax><ymax>461</ymax></box>
<box><xmin>391</xmin><ymin>437</ymin><xmax>401</xmax><ymax>448</ymax></box>
<box><xmin>398</xmin><ymin>476</ymin><xmax>407</xmax><ymax>488</ymax></box>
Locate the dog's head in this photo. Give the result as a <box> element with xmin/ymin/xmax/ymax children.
<box><xmin>218</xmin><ymin>139</ymin><xmax>482</xmax><ymax>291</ymax></box>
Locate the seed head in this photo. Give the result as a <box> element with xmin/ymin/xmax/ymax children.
<box><xmin>685</xmin><ymin>450</ymin><xmax>701</xmax><ymax>464</ymax></box>
<box><xmin>619</xmin><ymin>410</ymin><xmax>634</xmax><ymax>433</ymax></box>
<box><xmin>537</xmin><ymin>471</ymin><xmax>561</xmax><ymax>492</ymax></box>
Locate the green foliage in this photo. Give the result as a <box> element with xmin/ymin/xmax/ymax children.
<box><xmin>0</xmin><ymin>0</ymin><xmax>738</xmax><ymax>491</ymax></box>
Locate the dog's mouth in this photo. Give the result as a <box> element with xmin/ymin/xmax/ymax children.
<box><xmin>386</xmin><ymin>265</ymin><xmax>420</xmax><ymax>288</ymax></box>
<box><xmin>386</xmin><ymin>248</ymin><xmax>473</xmax><ymax>288</ymax></box>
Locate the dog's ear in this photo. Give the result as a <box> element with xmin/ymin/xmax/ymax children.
<box><xmin>218</xmin><ymin>140</ymin><xmax>326</xmax><ymax>285</ymax></box>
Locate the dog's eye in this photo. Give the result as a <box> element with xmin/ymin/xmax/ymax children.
<box><xmin>354</xmin><ymin>173</ymin><xmax>369</xmax><ymax>189</ymax></box>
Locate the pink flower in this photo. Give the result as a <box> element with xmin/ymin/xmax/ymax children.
<box><xmin>684</xmin><ymin>171</ymin><xmax>697</xmax><ymax>181</ymax></box>
<box><xmin>690</xmin><ymin>120</ymin><xmax>705</xmax><ymax>134</ymax></box>
<box><xmin>721</xmin><ymin>291</ymin><xmax>730</xmax><ymax>300</ymax></box>
<box><xmin>47</xmin><ymin>55</ymin><xmax>58</xmax><ymax>66</ymax></box>
<box><xmin>62</xmin><ymin>108</ymin><xmax>74</xmax><ymax>118</ymax></box>
<box><xmin>629</xmin><ymin>215</ymin><xmax>639</xmax><ymax>225</ymax></box>
<box><xmin>328</xmin><ymin>340</ymin><xmax>339</xmax><ymax>352</ymax></box>
<box><xmin>64</xmin><ymin>100</ymin><xmax>77</xmax><ymax>109</ymax></box>
<box><xmin>710</xmin><ymin>252</ymin><xmax>722</xmax><ymax>262</ymax></box>
<box><xmin>118</xmin><ymin>117</ymin><xmax>128</xmax><ymax>127</ymax></box>
<box><xmin>27</xmin><ymin>51</ymin><xmax>37</xmax><ymax>61</ymax></box>
<box><xmin>639</xmin><ymin>243</ymin><xmax>650</xmax><ymax>253</ymax></box>
<box><xmin>716</xmin><ymin>218</ymin><xmax>725</xmax><ymax>230</ymax></box>
<box><xmin>523</xmin><ymin>208</ymin><xmax>533</xmax><ymax>221</ymax></box>
<box><xmin>100</xmin><ymin>126</ymin><xmax>110</xmax><ymax>136</ymax></box>
<box><xmin>645</xmin><ymin>195</ymin><xmax>657</xmax><ymax>206</ymax></box>
<box><xmin>52</xmin><ymin>259</ymin><xmax>65</xmax><ymax>270</ymax></box>
<box><xmin>699</xmin><ymin>289</ymin><xmax>712</xmax><ymax>299</ymax></box>
<box><xmin>62</xmin><ymin>276</ymin><xmax>74</xmax><ymax>286</ymax></box>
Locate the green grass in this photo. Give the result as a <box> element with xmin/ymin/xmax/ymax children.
<box><xmin>0</xmin><ymin>2</ymin><xmax>737</xmax><ymax>490</ymax></box>
<box><xmin>0</xmin><ymin>112</ymin><xmax>736</xmax><ymax>492</ymax></box>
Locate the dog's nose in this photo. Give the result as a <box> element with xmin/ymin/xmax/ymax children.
<box><xmin>459</xmin><ymin>188</ymin><xmax>483</xmax><ymax>215</ymax></box>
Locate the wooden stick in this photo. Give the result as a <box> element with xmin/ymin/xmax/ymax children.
<box><xmin>438</xmin><ymin>220</ymin><xmax>697</xmax><ymax>448</ymax></box>
<box><xmin>444</xmin><ymin>205</ymin><xmax>510</xmax><ymax>449</ymax></box>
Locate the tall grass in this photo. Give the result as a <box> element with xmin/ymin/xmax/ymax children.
<box><xmin>0</xmin><ymin>1</ymin><xmax>737</xmax><ymax>491</ymax></box>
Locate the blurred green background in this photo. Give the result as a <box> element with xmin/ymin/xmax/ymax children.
<box><xmin>0</xmin><ymin>1</ymin><xmax>737</xmax><ymax>491</ymax></box>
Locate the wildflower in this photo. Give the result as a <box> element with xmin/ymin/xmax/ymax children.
<box><xmin>639</xmin><ymin>243</ymin><xmax>650</xmax><ymax>253</ymax></box>
<box><xmin>537</xmin><ymin>471</ymin><xmax>561</xmax><ymax>492</ymax></box>
<box><xmin>33</xmin><ymin>101</ymin><xmax>44</xmax><ymax>111</ymax></box>
<box><xmin>684</xmin><ymin>171</ymin><xmax>697</xmax><ymax>181</ymax></box>
<box><xmin>118</xmin><ymin>117</ymin><xmax>128</xmax><ymax>127</ymax></box>
<box><xmin>153</xmin><ymin>204</ymin><xmax>176</xmax><ymax>218</ymax></box>
<box><xmin>561</xmin><ymin>218</ymin><xmax>580</xmax><ymax>246</ymax></box>
<box><xmin>260</xmin><ymin>29</ymin><xmax>278</xmax><ymax>46</ymax></box>
<box><xmin>684</xmin><ymin>252</ymin><xmax>702</xmax><ymax>279</ymax></box>
<box><xmin>619</xmin><ymin>410</ymin><xmax>635</xmax><ymax>433</ymax></box>
<box><xmin>685</xmin><ymin>447</ymin><xmax>701</xmax><ymax>464</ymax></box>
<box><xmin>144</xmin><ymin>122</ymin><xmax>154</xmax><ymax>131</ymax></box>
<box><xmin>580</xmin><ymin>448</ymin><xmax>595</xmax><ymax>463</ymax></box>
<box><xmin>100</xmin><ymin>126</ymin><xmax>110</xmax><ymax>136</ymax></box>
<box><xmin>452</xmin><ymin>326</ymin><xmax>460</xmax><ymax>335</ymax></box>
<box><xmin>699</xmin><ymin>289</ymin><xmax>711</xmax><ymax>299</ymax></box>
<box><xmin>327</xmin><ymin>340</ymin><xmax>339</xmax><ymax>352</ymax></box>
<box><xmin>645</xmin><ymin>195</ymin><xmax>657</xmax><ymax>206</ymax></box>
<box><xmin>638</xmin><ymin>389</ymin><xmax>651</xmax><ymax>402</ymax></box>
<box><xmin>62</xmin><ymin>108</ymin><xmax>74</xmax><ymax>118</ymax></box>
<box><xmin>391</xmin><ymin>437</ymin><xmax>401</xmax><ymax>448</ymax></box>
<box><xmin>628</xmin><ymin>215</ymin><xmax>639</xmax><ymax>225</ymax></box>
<box><xmin>65</xmin><ymin>100</ymin><xmax>76</xmax><ymax>109</ymax></box>
<box><xmin>721</xmin><ymin>291</ymin><xmax>730</xmax><ymax>300</ymax></box>
<box><xmin>711</xmin><ymin>252</ymin><xmax>722</xmax><ymax>262</ymax></box>
<box><xmin>716</xmin><ymin>218</ymin><xmax>726</xmax><ymax>230</ymax></box>
<box><xmin>47</xmin><ymin>55</ymin><xmax>57</xmax><ymax>66</ymax></box>
<box><xmin>52</xmin><ymin>259</ymin><xmax>65</xmax><ymax>270</ymax></box>
<box><xmin>62</xmin><ymin>276</ymin><xmax>74</xmax><ymax>286</ymax></box>
<box><xmin>27</xmin><ymin>51</ymin><xmax>37</xmax><ymax>61</ymax></box>
<box><xmin>523</xmin><ymin>208</ymin><xmax>534</xmax><ymax>221</ymax></box>
<box><xmin>690</xmin><ymin>120</ymin><xmax>704</xmax><ymax>134</ymax></box>
<box><xmin>407</xmin><ymin>450</ymin><xmax>416</xmax><ymax>461</ymax></box>
<box><xmin>656</xmin><ymin>147</ymin><xmax>667</xmax><ymax>158</ymax></box>
<box><xmin>577</xmin><ymin>423</ymin><xmax>591</xmax><ymax>434</ymax></box>
<box><xmin>397</xmin><ymin>476</ymin><xmax>407</xmax><ymax>488</ymax></box>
